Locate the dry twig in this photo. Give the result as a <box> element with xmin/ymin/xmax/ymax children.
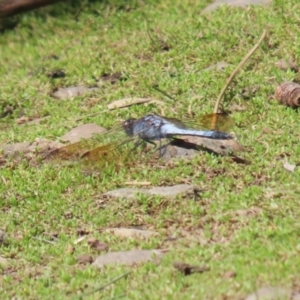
<box><xmin>213</xmin><ymin>30</ymin><xmax>267</xmax><ymax>113</ymax></box>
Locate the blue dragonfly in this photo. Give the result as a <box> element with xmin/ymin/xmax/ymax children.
<box><xmin>45</xmin><ymin>113</ymin><xmax>233</xmax><ymax>167</ymax></box>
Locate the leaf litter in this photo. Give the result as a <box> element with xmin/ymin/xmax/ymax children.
<box><xmin>173</xmin><ymin>261</ymin><xmax>209</xmax><ymax>276</ymax></box>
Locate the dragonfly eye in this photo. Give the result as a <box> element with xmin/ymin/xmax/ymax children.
<box><xmin>122</xmin><ymin>118</ymin><xmax>136</xmax><ymax>136</ymax></box>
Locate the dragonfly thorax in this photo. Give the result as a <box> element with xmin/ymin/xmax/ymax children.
<box><xmin>122</xmin><ymin>118</ymin><xmax>137</xmax><ymax>137</ymax></box>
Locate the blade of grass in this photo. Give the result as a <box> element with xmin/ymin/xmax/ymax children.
<box><xmin>74</xmin><ymin>271</ymin><xmax>131</xmax><ymax>300</ymax></box>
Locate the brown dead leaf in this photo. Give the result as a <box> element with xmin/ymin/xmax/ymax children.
<box><xmin>100</xmin><ymin>72</ymin><xmax>124</xmax><ymax>84</ymax></box>
<box><xmin>173</xmin><ymin>261</ymin><xmax>209</xmax><ymax>275</ymax></box>
<box><xmin>229</xmin><ymin>155</ymin><xmax>250</xmax><ymax>164</ymax></box>
<box><xmin>66</xmin><ymin>245</ymin><xmax>75</xmax><ymax>254</ymax></box>
<box><xmin>235</xmin><ymin>207</ymin><xmax>263</xmax><ymax>218</ymax></box>
<box><xmin>77</xmin><ymin>254</ymin><xmax>94</xmax><ymax>265</ymax></box>
<box><xmin>275</xmin><ymin>59</ymin><xmax>298</xmax><ymax>72</ymax></box>
<box><xmin>15</xmin><ymin>116</ymin><xmax>30</xmax><ymax>124</ymax></box>
<box><xmin>64</xmin><ymin>211</ymin><xmax>73</xmax><ymax>219</ymax></box>
<box><xmin>87</xmin><ymin>238</ymin><xmax>109</xmax><ymax>252</ymax></box>
<box><xmin>107</xmin><ymin>98</ymin><xmax>164</xmax><ymax>110</ymax></box>
<box><xmin>262</xmin><ymin>127</ymin><xmax>274</xmax><ymax>134</ymax></box>
<box><xmin>223</xmin><ymin>270</ymin><xmax>237</xmax><ymax>278</ymax></box>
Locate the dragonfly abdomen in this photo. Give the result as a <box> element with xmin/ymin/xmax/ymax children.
<box><xmin>162</xmin><ymin>125</ymin><xmax>232</xmax><ymax>140</ymax></box>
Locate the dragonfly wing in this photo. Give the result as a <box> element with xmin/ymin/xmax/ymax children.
<box><xmin>158</xmin><ymin>113</ymin><xmax>233</xmax><ymax>131</ymax></box>
<box><xmin>174</xmin><ymin>113</ymin><xmax>234</xmax><ymax>131</ymax></box>
<box><xmin>159</xmin><ymin>116</ymin><xmax>187</xmax><ymax>129</ymax></box>
<box><xmin>45</xmin><ymin>138</ymin><xmax>103</xmax><ymax>161</ymax></box>
<box><xmin>80</xmin><ymin>136</ymin><xmax>136</xmax><ymax>166</ymax></box>
<box><xmin>45</xmin><ymin>123</ymin><xmax>130</xmax><ymax>162</ymax></box>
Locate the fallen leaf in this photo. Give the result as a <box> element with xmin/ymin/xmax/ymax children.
<box><xmin>15</xmin><ymin>116</ymin><xmax>30</xmax><ymax>124</ymax></box>
<box><xmin>52</xmin><ymin>86</ymin><xmax>98</xmax><ymax>100</ymax></box>
<box><xmin>105</xmin><ymin>228</ymin><xmax>158</xmax><ymax>239</ymax></box>
<box><xmin>229</xmin><ymin>155</ymin><xmax>250</xmax><ymax>164</ymax></box>
<box><xmin>283</xmin><ymin>161</ymin><xmax>296</xmax><ymax>172</ymax></box>
<box><xmin>26</xmin><ymin>116</ymin><xmax>51</xmax><ymax>125</ymax></box>
<box><xmin>66</xmin><ymin>245</ymin><xmax>75</xmax><ymax>254</ymax></box>
<box><xmin>77</xmin><ymin>254</ymin><xmax>94</xmax><ymax>265</ymax></box>
<box><xmin>235</xmin><ymin>207</ymin><xmax>263</xmax><ymax>217</ymax></box>
<box><xmin>275</xmin><ymin>59</ymin><xmax>298</xmax><ymax>72</ymax></box>
<box><xmin>107</xmin><ymin>98</ymin><xmax>160</xmax><ymax>110</ymax></box>
<box><xmin>99</xmin><ymin>72</ymin><xmax>124</xmax><ymax>84</ymax></box>
<box><xmin>173</xmin><ymin>261</ymin><xmax>209</xmax><ymax>275</ymax></box>
<box><xmin>223</xmin><ymin>270</ymin><xmax>237</xmax><ymax>278</ymax></box>
<box><xmin>87</xmin><ymin>238</ymin><xmax>109</xmax><ymax>251</ymax></box>
<box><xmin>74</xmin><ymin>236</ymin><xmax>86</xmax><ymax>245</ymax></box>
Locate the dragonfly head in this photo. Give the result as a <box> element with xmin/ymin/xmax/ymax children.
<box><xmin>122</xmin><ymin>118</ymin><xmax>136</xmax><ymax>136</ymax></box>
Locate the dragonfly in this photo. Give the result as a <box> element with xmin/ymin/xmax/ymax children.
<box><xmin>45</xmin><ymin>113</ymin><xmax>233</xmax><ymax>168</ymax></box>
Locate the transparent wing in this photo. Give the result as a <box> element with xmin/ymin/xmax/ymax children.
<box><xmin>45</xmin><ymin>122</ymin><xmax>134</xmax><ymax>163</ymax></box>
<box><xmin>163</xmin><ymin>113</ymin><xmax>234</xmax><ymax>132</ymax></box>
<box><xmin>79</xmin><ymin>137</ymin><xmax>139</xmax><ymax>170</ymax></box>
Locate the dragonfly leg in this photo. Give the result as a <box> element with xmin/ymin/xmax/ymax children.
<box><xmin>133</xmin><ymin>139</ymin><xmax>145</xmax><ymax>148</ymax></box>
<box><xmin>156</xmin><ymin>139</ymin><xmax>173</xmax><ymax>158</ymax></box>
<box><xmin>134</xmin><ymin>139</ymin><xmax>157</xmax><ymax>149</ymax></box>
<box><xmin>144</xmin><ymin>139</ymin><xmax>157</xmax><ymax>148</ymax></box>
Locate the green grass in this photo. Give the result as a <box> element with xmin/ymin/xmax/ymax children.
<box><xmin>1</xmin><ymin>0</ymin><xmax>300</xmax><ymax>299</ymax></box>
